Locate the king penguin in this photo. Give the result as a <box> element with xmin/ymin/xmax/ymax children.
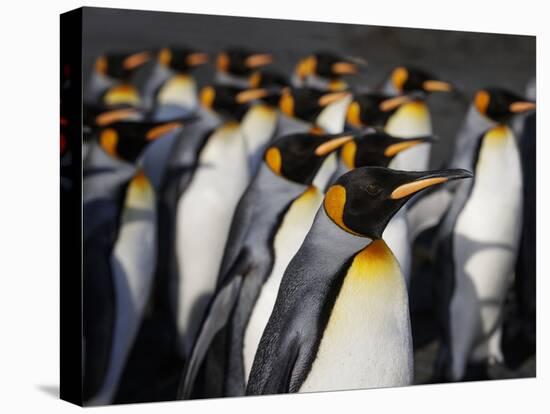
<box><xmin>293</xmin><ymin>51</ymin><xmax>366</xmax><ymax>91</ymax></box>
<box><xmin>86</xmin><ymin>51</ymin><xmax>152</xmax><ymax>108</ymax></box>
<box><xmin>142</xmin><ymin>47</ymin><xmax>209</xmax><ymax>120</ymax></box>
<box><xmin>83</xmin><ymin>120</ymin><xmax>181</xmax><ymax>405</ymax></box>
<box><xmin>171</xmin><ymin>84</ymin><xmax>253</xmax><ymax>361</ymax></box>
<box><xmin>344</xmin><ymin>91</ymin><xmax>438</xmax><ymax>285</ymax></box>
<box><xmin>215</xmin><ymin>48</ymin><xmax>274</xmax><ymax>88</ymax></box>
<box><xmin>246</xmin><ymin>167</ymin><xmax>472</xmax><ymax>395</ymax></box>
<box><xmin>180</xmin><ymin>131</ymin><xmax>358</xmax><ymax>399</ymax></box>
<box><xmin>433</xmin><ymin>93</ymin><xmax>535</xmax><ymax>382</ymax></box>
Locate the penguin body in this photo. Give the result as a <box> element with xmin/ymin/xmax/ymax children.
<box><xmin>83</xmin><ymin>122</ymin><xmax>174</xmax><ymax>404</ymax></box>
<box><xmin>435</xmin><ymin>124</ymin><xmax>525</xmax><ymax>381</ymax></box>
<box><xmin>87</xmin><ymin>172</ymin><xmax>157</xmax><ymax>406</ymax></box>
<box><xmin>181</xmin><ymin>132</ymin><xmax>357</xmax><ymax>398</ymax></box>
<box><xmin>175</xmin><ymin>120</ymin><xmax>249</xmax><ymax>355</ymax></box>
<box><xmin>246</xmin><ymin>167</ymin><xmax>471</xmax><ymax>395</ymax></box>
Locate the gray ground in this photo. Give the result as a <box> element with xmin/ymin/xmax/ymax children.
<box><xmin>81</xmin><ymin>6</ymin><xmax>536</xmax><ymax>403</ymax></box>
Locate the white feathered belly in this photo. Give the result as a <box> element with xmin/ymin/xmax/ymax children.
<box><xmin>88</xmin><ymin>173</ymin><xmax>157</xmax><ymax>405</ymax></box>
<box><xmin>299</xmin><ymin>240</ymin><xmax>413</xmax><ymax>393</ymax></box>
<box><xmin>243</xmin><ymin>186</ymin><xmax>323</xmax><ymax>383</ymax></box>
<box><xmin>451</xmin><ymin>126</ymin><xmax>523</xmax><ymax>376</ymax></box>
<box><xmin>175</xmin><ymin>125</ymin><xmax>249</xmax><ymax>352</ymax></box>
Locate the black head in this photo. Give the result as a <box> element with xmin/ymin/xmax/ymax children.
<box><xmin>296</xmin><ymin>51</ymin><xmax>366</xmax><ymax>80</ymax></box>
<box><xmin>199</xmin><ymin>85</ymin><xmax>252</xmax><ymax>119</ymax></box>
<box><xmin>249</xmin><ymin>69</ymin><xmax>291</xmax><ymax>89</ymax></box>
<box><xmin>390</xmin><ymin>66</ymin><xmax>453</xmax><ymax>95</ymax></box>
<box><xmin>346</xmin><ymin>93</ymin><xmax>421</xmax><ymax>128</ymax></box>
<box><xmin>157</xmin><ymin>47</ymin><xmax>209</xmax><ymax>72</ymax></box>
<box><xmin>279</xmin><ymin>87</ymin><xmax>352</xmax><ymax>123</ymax></box>
<box><xmin>94</xmin><ymin>51</ymin><xmax>152</xmax><ymax>80</ymax></box>
<box><xmin>341</xmin><ymin>130</ymin><xmax>437</xmax><ymax>169</ymax></box>
<box><xmin>474</xmin><ymin>87</ymin><xmax>536</xmax><ymax>123</ymax></box>
<box><xmin>324</xmin><ymin>167</ymin><xmax>472</xmax><ymax>239</ymax></box>
<box><xmin>97</xmin><ymin>120</ymin><xmax>183</xmax><ymax>163</ymax></box>
<box><xmin>264</xmin><ymin>132</ymin><xmax>357</xmax><ymax>185</ymax></box>
<box><xmin>216</xmin><ymin>48</ymin><xmax>273</xmax><ymax>76</ymax></box>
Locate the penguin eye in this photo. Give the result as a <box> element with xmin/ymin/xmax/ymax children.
<box><xmin>365</xmin><ymin>183</ymin><xmax>382</xmax><ymax>196</ymax></box>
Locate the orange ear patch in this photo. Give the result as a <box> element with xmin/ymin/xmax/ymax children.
<box><xmin>392</xmin><ymin>67</ymin><xmax>408</xmax><ymax>92</ymax></box>
<box><xmin>279</xmin><ymin>89</ymin><xmax>294</xmax><ymax>117</ymax></box>
<box><xmin>324</xmin><ymin>185</ymin><xmax>361</xmax><ymax>236</ymax></box>
<box><xmin>265</xmin><ymin>147</ymin><xmax>282</xmax><ymax>175</ymax></box>
<box><xmin>474</xmin><ymin>90</ymin><xmax>490</xmax><ymax>115</ymax></box>
<box><xmin>99</xmin><ymin>128</ymin><xmax>118</xmax><ymax>157</ymax></box>
<box><xmin>346</xmin><ymin>101</ymin><xmax>362</xmax><ymax>127</ymax></box>
<box><xmin>341</xmin><ymin>141</ymin><xmax>357</xmax><ymax>169</ymax></box>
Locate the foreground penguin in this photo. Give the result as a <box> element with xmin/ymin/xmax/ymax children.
<box><xmin>181</xmin><ymin>131</ymin><xmax>357</xmax><ymax>398</ymax></box>
<box><xmin>246</xmin><ymin>167</ymin><xmax>472</xmax><ymax>394</ymax></box>
<box><xmin>83</xmin><ymin>121</ymin><xmax>181</xmax><ymax>405</ymax></box>
<box><xmin>433</xmin><ymin>96</ymin><xmax>535</xmax><ymax>381</ymax></box>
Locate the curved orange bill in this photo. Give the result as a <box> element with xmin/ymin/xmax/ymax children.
<box><xmin>391</xmin><ymin>169</ymin><xmax>472</xmax><ymax>200</ymax></box>
<box><xmin>385</xmin><ymin>139</ymin><xmax>429</xmax><ymax>157</ymax></box>
<box><xmin>95</xmin><ymin>108</ymin><xmax>140</xmax><ymax>126</ymax></box>
<box><xmin>331</xmin><ymin>62</ymin><xmax>359</xmax><ymax>75</ymax></box>
<box><xmin>319</xmin><ymin>91</ymin><xmax>351</xmax><ymax>107</ymax></box>
<box><xmin>245</xmin><ymin>53</ymin><xmax>273</xmax><ymax>68</ymax></box>
<box><xmin>315</xmin><ymin>135</ymin><xmax>354</xmax><ymax>156</ymax></box>
<box><xmin>236</xmin><ymin>88</ymin><xmax>270</xmax><ymax>104</ymax></box>
<box><xmin>186</xmin><ymin>52</ymin><xmax>209</xmax><ymax>67</ymax></box>
<box><xmin>123</xmin><ymin>51</ymin><xmax>151</xmax><ymax>70</ymax></box>
<box><xmin>146</xmin><ymin>122</ymin><xmax>183</xmax><ymax>140</ymax></box>
<box><xmin>509</xmin><ymin>101</ymin><xmax>536</xmax><ymax>113</ymax></box>
<box><xmin>379</xmin><ymin>95</ymin><xmax>413</xmax><ymax>112</ymax></box>
<box><xmin>423</xmin><ymin>80</ymin><xmax>453</xmax><ymax>92</ymax></box>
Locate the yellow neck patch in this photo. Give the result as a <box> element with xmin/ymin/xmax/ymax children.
<box><xmin>324</xmin><ymin>185</ymin><xmax>361</xmax><ymax>236</ymax></box>
<box><xmin>484</xmin><ymin>124</ymin><xmax>512</xmax><ymax>146</ymax></box>
<box><xmin>103</xmin><ymin>84</ymin><xmax>141</xmax><ymax>106</ymax></box>
<box><xmin>348</xmin><ymin>239</ymin><xmax>400</xmax><ymax>282</ymax></box>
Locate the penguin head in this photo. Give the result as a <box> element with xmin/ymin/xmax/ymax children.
<box><xmin>346</xmin><ymin>93</ymin><xmax>420</xmax><ymax>128</ymax></box>
<box><xmin>199</xmin><ymin>84</ymin><xmax>257</xmax><ymax>119</ymax></box>
<box><xmin>473</xmin><ymin>87</ymin><xmax>536</xmax><ymax>123</ymax></box>
<box><xmin>97</xmin><ymin>120</ymin><xmax>183</xmax><ymax>163</ymax></box>
<box><xmin>249</xmin><ymin>69</ymin><xmax>291</xmax><ymax>90</ymax></box>
<box><xmin>216</xmin><ymin>48</ymin><xmax>273</xmax><ymax>77</ymax></box>
<box><xmin>389</xmin><ymin>66</ymin><xmax>453</xmax><ymax>95</ymax></box>
<box><xmin>341</xmin><ymin>129</ymin><xmax>437</xmax><ymax>169</ymax></box>
<box><xmin>94</xmin><ymin>51</ymin><xmax>152</xmax><ymax>80</ymax></box>
<box><xmin>264</xmin><ymin>132</ymin><xmax>356</xmax><ymax>185</ymax></box>
<box><xmin>324</xmin><ymin>167</ymin><xmax>472</xmax><ymax>239</ymax></box>
<box><xmin>157</xmin><ymin>47</ymin><xmax>209</xmax><ymax>72</ymax></box>
<box><xmin>278</xmin><ymin>87</ymin><xmax>352</xmax><ymax>123</ymax></box>
<box><xmin>295</xmin><ymin>51</ymin><xmax>366</xmax><ymax>81</ymax></box>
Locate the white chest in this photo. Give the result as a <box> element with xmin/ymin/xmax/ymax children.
<box><xmin>299</xmin><ymin>240</ymin><xmax>413</xmax><ymax>393</ymax></box>
<box><xmin>241</xmin><ymin>105</ymin><xmax>278</xmax><ymax>157</ymax></box>
<box><xmin>316</xmin><ymin>95</ymin><xmax>352</xmax><ymax>133</ymax></box>
<box><xmin>243</xmin><ymin>187</ymin><xmax>323</xmax><ymax>381</ymax></box>
<box><xmin>157</xmin><ymin>74</ymin><xmax>197</xmax><ymax>108</ymax></box>
<box><xmin>385</xmin><ymin>102</ymin><xmax>432</xmax><ymax>171</ymax></box>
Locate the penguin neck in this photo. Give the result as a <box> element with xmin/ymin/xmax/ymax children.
<box><xmin>253</xmin><ymin>162</ymin><xmax>309</xmax><ymax>198</ymax></box>
<box><xmin>276</xmin><ymin>112</ymin><xmax>312</xmax><ymax>136</ymax></box>
<box><xmin>384</xmin><ymin>101</ymin><xmax>432</xmax><ymax>137</ymax></box>
<box><xmin>315</xmin><ymin>95</ymin><xmax>353</xmax><ymax>133</ymax></box>
<box><xmin>306</xmin><ymin>207</ymin><xmax>373</xmax><ymax>259</ymax></box>
<box><xmin>215</xmin><ymin>71</ymin><xmax>252</xmax><ymax>88</ymax></box>
<box><xmin>157</xmin><ymin>73</ymin><xmax>197</xmax><ymax>109</ymax></box>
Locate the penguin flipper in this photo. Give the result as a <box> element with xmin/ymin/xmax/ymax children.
<box><xmin>179</xmin><ymin>276</ymin><xmax>243</xmax><ymax>399</ymax></box>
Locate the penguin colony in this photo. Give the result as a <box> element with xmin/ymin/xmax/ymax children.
<box><xmin>77</xmin><ymin>46</ymin><xmax>536</xmax><ymax>405</ymax></box>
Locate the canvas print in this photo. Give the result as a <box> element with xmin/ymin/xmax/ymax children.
<box><xmin>60</xmin><ymin>6</ymin><xmax>536</xmax><ymax>406</ymax></box>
